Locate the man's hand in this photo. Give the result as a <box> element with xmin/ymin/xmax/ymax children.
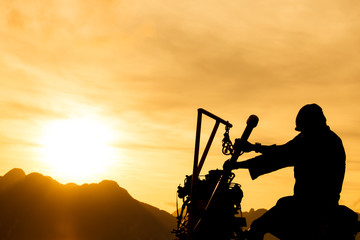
<box><xmin>241</xmin><ymin>140</ymin><xmax>255</xmax><ymax>152</ymax></box>
<box><xmin>234</xmin><ymin>139</ymin><xmax>255</xmax><ymax>152</ymax></box>
<box><xmin>223</xmin><ymin>159</ymin><xmax>235</xmax><ymax>171</ymax></box>
<box><xmin>223</xmin><ymin>159</ymin><xmax>251</xmax><ymax>171</ymax></box>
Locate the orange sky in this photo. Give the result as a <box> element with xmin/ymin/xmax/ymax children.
<box><xmin>0</xmin><ymin>0</ymin><xmax>359</xmax><ymax>213</ymax></box>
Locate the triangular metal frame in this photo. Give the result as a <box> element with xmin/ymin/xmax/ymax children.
<box><xmin>188</xmin><ymin>108</ymin><xmax>232</xmax><ymax>239</ymax></box>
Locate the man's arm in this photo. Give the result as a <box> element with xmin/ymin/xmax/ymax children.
<box><xmin>242</xmin><ymin>141</ymin><xmax>278</xmax><ymax>154</ymax></box>
<box><xmin>224</xmin><ymin>138</ymin><xmax>298</xmax><ymax>179</ymax></box>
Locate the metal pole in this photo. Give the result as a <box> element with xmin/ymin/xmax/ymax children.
<box><xmin>196</xmin><ymin>121</ymin><xmax>220</xmax><ymax>177</ymax></box>
<box><xmin>188</xmin><ymin>109</ymin><xmax>203</xmax><ymax>240</ymax></box>
<box><xmin>198</xmin><ymin>108</ymin><xmax>232</xmax><ymax>128</ymax></box>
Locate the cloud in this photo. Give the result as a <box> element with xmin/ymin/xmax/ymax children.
<box><xmin>0</xmin><ymin>0</ymin><xmax>359</xmax><ymax>140</ymax></box>
<box><xmin>2</xmin><ymin>0</ymin><xmax>360</xmax><ymax>111</ymax></box>
<box><xmin>2</xmin><ymin>1</ymin><xmax>360</xmax><ymax>146</ymax></box>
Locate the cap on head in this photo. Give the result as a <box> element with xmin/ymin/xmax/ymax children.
<box><xmin>295</xmin><ymin>104</ymin><xmax>327</xmax><ymax>131</ymax></box>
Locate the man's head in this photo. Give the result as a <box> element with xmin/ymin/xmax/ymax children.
<box><xmin>295</xmin><ymin>104</ymin><xmax>327</xmax><ymax>132</ymax></box>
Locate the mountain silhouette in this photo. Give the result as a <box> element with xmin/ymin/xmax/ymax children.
<box><xmin>0</xmin><ymin>168</ymin><xmax>176</xmax><ymax>240</ymax></box>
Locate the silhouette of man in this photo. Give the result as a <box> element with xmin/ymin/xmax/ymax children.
<box><xmin>225</xmin><ymin>104</ymin><xmax>350</xmax><ymax>240</ymax></box>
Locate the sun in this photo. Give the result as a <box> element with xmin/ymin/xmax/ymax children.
<box><xmin>38</xmin><ymin>118</ymin><xmax>117</xmax><ymax>183</ymax></box>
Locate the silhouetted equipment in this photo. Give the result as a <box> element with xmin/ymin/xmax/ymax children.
<box><xmin>239</xmin><ymin>115</ymin><xmax>259</xmax><ymax>143</ymax></box>
<box><xmin>172</xmin><ymin>108</ymin><xmax>360</xmax><ymax>240</ymax></box>
<box><xmin>172</xmin><ymin>109</ymin><xmax>258</xmax><ymax>240</ymax></box>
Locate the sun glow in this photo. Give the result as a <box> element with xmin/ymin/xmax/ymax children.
<box><xmin>39</xmin><ymin>118</ymin><xmax>117</xmax><ymax>183</ymax></box>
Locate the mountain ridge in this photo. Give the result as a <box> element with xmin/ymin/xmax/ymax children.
<box><xmin>0</xmin><ymin>168</ymin><xmax>176</xmax><ymax>240</ymax></box>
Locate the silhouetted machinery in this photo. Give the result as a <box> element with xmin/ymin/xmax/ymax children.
<box><xmin>172</xmin><ymin>109</ymin><xmax>258</xmax><ymax>240</ymax></box>
<box><xmin>174</xmin><ymin>169</ymin><xmax>246</xmax><ymax>240</ymax></box>
<box><xmin>172</xmin><ymin>109</ymin><xmax>359</xmax><ymax>240</ymax></box>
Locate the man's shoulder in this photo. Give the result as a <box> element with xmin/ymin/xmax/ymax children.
<box><xmin>327</xmin><ymin>128</ymin><xmax>345</xmax><ymax>151</ymax></box>
<box><xmin>328</xmin><ymin>128</ymin><xmax>343</xmax><ymax>141</ymax></box>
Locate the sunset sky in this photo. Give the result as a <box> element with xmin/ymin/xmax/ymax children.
<box><xmin>0</xmin><ymin>0</ymin><xmax>359</xmax><ymax>213</ymax></box>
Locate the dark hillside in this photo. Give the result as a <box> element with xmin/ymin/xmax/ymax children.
<box><xmin>0</xmin><ymin>168</ymin><xmax>176</xmax><ymax>240</ymax></box>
